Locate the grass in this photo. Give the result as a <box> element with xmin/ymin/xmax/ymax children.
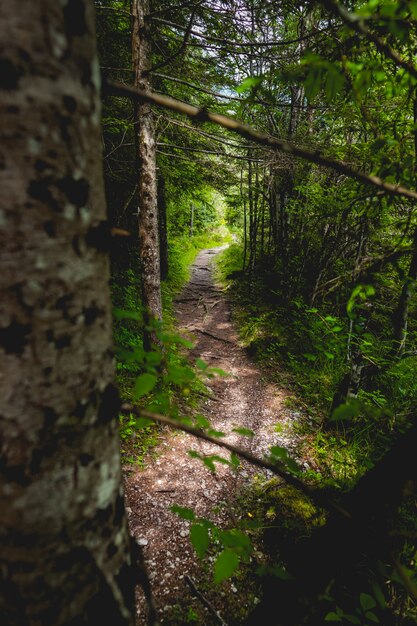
<box><xmin>215</xmin><ymin>244</ymin><xmax>403</xmax><ymax>487</ymax></box>
<box><xmin>113</xmin><ymin>228</ymin><xmax>230</xmax><ymax>465</ymax></box>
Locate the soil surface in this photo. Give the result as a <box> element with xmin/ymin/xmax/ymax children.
<box><xmin>123</xmin><ymin>247</ymin><xmax>305</xmax><ymax>625</ymax></box>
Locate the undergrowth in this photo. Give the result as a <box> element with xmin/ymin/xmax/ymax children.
<box><xmin>112</xmin><ymin>230</ymin><xmax>229</xmax><ymax>465</ymax></box>
<box><xmin>215</xmin><ymin>244</ymin><xmax>412</xmax><ymax>487</ymax></box>
<box><xmin>214</xmin><ymin>243</ymin><xmax>417</xmax><ymax>625</ymax></box>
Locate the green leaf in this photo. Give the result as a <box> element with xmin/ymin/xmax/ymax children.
<box><xmin>230</xmin><ymin>452</ymin><xmax>240</xmax><ymax>468</ymax></box>
<box><xmin>344</xmin><ymin>616</ymin><xmax>360</xmax><ymax>625</ymax></box>
<box><xmin>269</xmin><ymin>446</ymin><xmax>300</xmax><ymax>473</ymax></box>
<box><xmin>166</xmin><ymin>364</ymin><xmax>195</xmax><ymax>385</ymax></box>
<box><xmin>194</xmin><ymin>414</ymin><xmax>210</xmax><ymax>429</ymax></box>
<box><xmin>214</xmin><ymin>549</ymin><xmax>240</xmax><ymax>583</ymax></box>
<box><xmin>190</xmin><ymin>523</ymin><xmax>209</xmax><ymax>558</ymax></box>
<box><xmin>207</xmin><ymin>367</ymin><xmax>228</xmax><ymax>377</ymax></box>
<box><xmin>371</xmin><ymin>582</ymin><xmax>386</xmax><ymax>608</ymax></box>
<box><xmin>195</xmin><ymin>358</ymin><xmax>208</xmax><ymax>370</ymax></box>
<box><xmin>171</xmin><ymin>505</ymin><xmax>195</xmax><ymax>521</ymax></box>
<box><xmin>134</xmin><ymin>417</ymin><xmax>153</xmax><ymax>429</ymax></box>
<box><xmin>324</xmin><ymin>612</ymin><xmax>342</xmax><ymax>622</ymax></box>
<box><xmin>347</xmin><ymin>284</ymin><xmax>375</xmax><ymax>318</ymax></box>
<box><xmin>144</xmin><ymin>351</ymin><xmax>162</xmax><ymax>367</ymax></box>
<box><xmin>206</xmin><ymin>429</ymin><xmax>226</xmax><ymax>438</ymax></box>
<box><xmin>113</xmin><ymin>307</ymin><xmax>142</xmax><ymax>321</ymax></box>
<box><xmin>232</xmin><ymin>427</ymin><xmax>255</xmax><ymax>437</ymax></box>
<box><xmin>370</xmin><ymin>138</ymin><xmax>386</xmax><ymax>153</ymax></box>
<box><xmin>270</xmin><ymin>445</ymin><xmax>289</xmax><ymax>460</ymax></box>
<box><xmin>236</xmin><ymin>76</ymin><xmax>262</xmax><ymax>94</ymax></box>
<box><xmin>134</xmin><ymin>373</ymin><xmax>157</xmax><ymax>398</ymax></box>
<box><xmin>219</xmin><ymin>529</ymin><xmax>252</xmax><ymax>556</ymax></box>
<box><xmin>325</xmin><ymin>65</ymin><xmax>345</xmax><ymax>101</ymax></box>
<box><xmin>330</xmin><ymin>402</ymin><xmax>360</xmax><ymax>422</ymax></box>
<box><xmin>360</xmin><ymin>593</ymin><xmax>377</xmax><ymax>611</ymax></box>
<box><xmin>365</xmin><ymin>611</ymin><xmax>379</xmax><ymax>623</ymax></box>
<box><xmin>304</xmin><ymin>66</ymin><xmax>323</xmax><ymax>101</ymax></box>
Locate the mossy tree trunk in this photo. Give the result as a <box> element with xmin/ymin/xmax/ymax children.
<box><xmin>0</xmin><ymin>1</ymin><xmax>135</xmax><ymax>624</ymax></box>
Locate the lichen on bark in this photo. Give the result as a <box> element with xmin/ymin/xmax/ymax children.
<box><xmin>0</xmin><ymin>2</ymin><xmax>134</xmax><ymax>624</ymax></box>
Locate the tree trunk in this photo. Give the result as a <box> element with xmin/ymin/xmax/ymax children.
<box><xmin>132</xmin><ymin>0</ymin><xmax>162</xmax><ymax>349</ymax></box>
<box><xmin>392</xmin><ymin>227</ymin><xmax>417</xmax><ymax>356</ymax></box>
<box><xmin>0</xmin><ymin>2</ymin><xmax>135</xmax><ymax>625</ymax></box>
<box><xmin>189</xmin><ymin>204</ymin><xmax>194</xmax><ymax>237</ymax></box>
<box><xmin>157</xmin><ymin>174</ymin><xmax>168</xmax><ymax>281</ymax></box>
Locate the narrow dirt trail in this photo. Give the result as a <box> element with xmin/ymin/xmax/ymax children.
<box><xmin>124</xmin><ymin>247</ymin><xmax>304</xmax><ymax>624</ymax></box>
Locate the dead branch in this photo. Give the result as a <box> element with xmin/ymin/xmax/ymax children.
<box><xmin>119</xmin><ymin>403</ymin><xmax>346</xmax><ymax>515</ymax></box>
<box><xmin>185</xmin><ymin>575</ymin><xmax>228</xmax><ymax>625</ymax></box>
<box><xmin>103</xmin><ymin>80</ymin><xmax>417</xmax><ymax>202</ymax></box>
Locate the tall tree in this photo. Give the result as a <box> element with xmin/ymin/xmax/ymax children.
<box><xmin>0</xmin><ymin>1</ymin><xmax>135</xmax><ymax>623</ymax></box>
<box><xmin>132</xmin><ymin>0</ymin><xmax>162</xmax><ymax>349</ymax></box>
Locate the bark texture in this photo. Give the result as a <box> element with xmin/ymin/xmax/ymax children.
<box><xmin>0</xmin><ymin>2</ymin><xmax>134</xmax><ymax>624</ymax></box>
<box><xmin>132</xmin><ymin>0</ymin><xmax>162</xmax><ymax>347</ymax></box>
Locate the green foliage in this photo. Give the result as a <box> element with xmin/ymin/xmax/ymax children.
<box><xmin>171</xmin><ymin>504</ymin><xmax>254</xmax><ymax>584</ymax></box>
<box><xmin>214</xmin><ymin>550</ymin><xmax>240</xmax><ymax>584</ymax></box>
<box><xmin>99</xmin><ymin>0</ymin><xmax>417</xmax><ymax>620</ymax></box>
<box><xmin>119</xmin><ymin>412</ymin><xmax>159</xmax><ymax>467</ymax></box>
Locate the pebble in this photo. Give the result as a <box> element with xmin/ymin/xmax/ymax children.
<box><xmin>137</xmin><ymin>537</ymin><xmax>148</xmax><ymax>546</ymax></box>
<box><xmin>180</xmin><ymin>529</ymin><xmax>189</xmax><ymax>538</ymax></box>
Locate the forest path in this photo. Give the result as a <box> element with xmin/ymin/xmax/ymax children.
<box><xmin>124</xmin><ymin>247</ymin><xmax>304</xmax><ymax>625</ymax></box>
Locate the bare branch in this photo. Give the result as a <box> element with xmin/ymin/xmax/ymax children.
<box><xmin>103</xmin><ymin>80</ymin><xmax>417</xmax><ymax>202</ymax></box>
<box><xmin>152</xmin><ymin>16</ymin><xmax>336</xmax><ymax>49</ymax></box>
<box><xmin>119</xmin><ymin>403</ymin><xmax>350</xmax><ymax>518</ymax></box>
<box><xmin>153</xmin><ymin>72</ymin><xmax>246</xmax><ymax>103</ymax></box>
<box><xmin>146</xmin><ymin>3</ymin><xmax>201</xmax><ymax>75</ymax></box>
<box><xmin>94</xmin><ymin>4</ymin><xmax>130</xmax><ymax>17</ymax></box>
<box><xmin>156</xmin><ymin>142</ymin><xmax>264</xmax><ymax>161</ymax></box>
<box><xmin>185</xmin><ymin>576</ymin><xmax>228</xmax><ymax>626</ymax></box>
<box><xmin>161</xmin><ymin>115</ymin><xmax>255</xmax><ymax>149</ymax></box>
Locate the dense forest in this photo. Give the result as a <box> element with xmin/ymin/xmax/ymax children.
<box><xmin>1</xmin><ymin>0</ymin><xmax>417</xmax><ymax>625</ymax></box>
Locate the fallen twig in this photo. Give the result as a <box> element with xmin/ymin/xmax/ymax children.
<box><xmin>190</xmin><ymin>327</ymin><xmax>235</xmax><ymax>344</ymax></box>
<box><xmin>185</xmin><ymin>575</ymin><xmax>228</xmax><ymax>626</ymax></box>
<box><xmin>119</xmin><ymin>403</ymin><xmax>347</xmax><ymax>516</ymax></box>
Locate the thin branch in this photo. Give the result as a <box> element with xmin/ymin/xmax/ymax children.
<box><xmin>156</xmin><ymin>150</ymin><xmax>229</xmax><ymax>166</ymax></box>
<box><xmin>156</xmin><ymin>142</ymin><xmax>264</xmax><ymax>161</ymax></box>
<box><xmin>185</xmin><ymin>576</ymin><xmax>228</xmax><ymax>626</ymax></box>
<box><xmin>153</xmin><ymin>72</ymin><xmax>275</xmax><ymax>107</ymax></box>
<box><xmin>101</xmin><ymin>66</ymin><xmax>133</xmax><ymax>73</ymax></box>
<box><xmin>104</xmin><ymin>126</ymin><xmax>130</xmax><ymax>159</ymax></box>
<box><xmin>94</xmin><ymin>4</ymin><xmax>130</xmax><ymax>17</ymax></box>
<box><xmin>146</xmin><ymin>3</ymin><xmax>201</xmax><ymax>75</ymax></box>
<box><xmin>103</xmin><ymin>80</ymin><xmax>417</xmax><ymax>202</ymax></box>
<box><xmin>151</xmin><ymin>16</ymin><xmax>335</xmax><ymax>49</ymax></box>
<box><xmin>155</xmin><ymin>72</ymin><xmax>324</xmax><ymax>109</ymax></box>
<box><xmin>119</xmin><ymin>403</ymin><xmax>349</xmax><ymax>518</ymax></box>
<box><xmin>116</xmin><ymin>184</ymin><xmax>138</xmax><ymax>226</ymax></box>
<box><xmin>161</xmin><ymin>115</ymin><xmax>255</xmax><ymax>149</ymax></box>
<box><xmin>153</xmin><ymin>72</ymin><xmax>245</xmax><ymax>103</ymax></box>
